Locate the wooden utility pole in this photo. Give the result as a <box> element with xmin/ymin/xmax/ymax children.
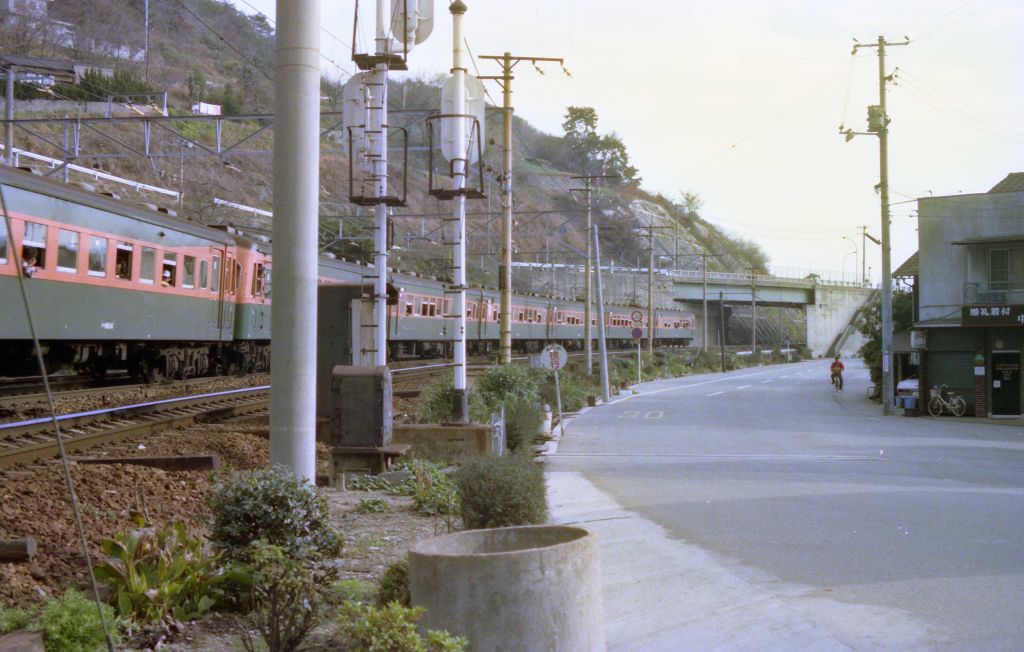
<box><xmin>570</xmin><ymin>174</ymin><xmax>616</xmax><ymax>375</ymax></box>
<box><xmin>846</xmin><ymin>35</ymin><xmax>909</xmax><ymax>415</ymax></box>
<box><xmin>479</xmin><ymin>53</ymin><xmax>566</xmax><ymax>364</ymax></box>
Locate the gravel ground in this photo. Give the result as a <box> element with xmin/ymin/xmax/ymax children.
<box><xmin>0</xmin><ymin>408</ymin><xmax>448</xmax><ymax>650</ymax></box>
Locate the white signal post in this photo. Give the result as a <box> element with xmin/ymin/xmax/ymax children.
<box><xmin>450</xmin><ymin>0</ymin><xmax>469</xmax><ymax>421</ymax></box>
<box><xmin>370</xmin><ymin>0</ymin><xmax>390</xmax><ymax>368</ymax></box>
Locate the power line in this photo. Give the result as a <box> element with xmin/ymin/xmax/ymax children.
<box><xmin>169</xmin><ymin>0</ymin><xmax>273</xmax><ymax>80</ymax></box>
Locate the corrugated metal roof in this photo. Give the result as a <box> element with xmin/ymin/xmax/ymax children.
<box><xmin>893</xmin><ymin>251</ymin><xmax>918</xmax><ymax>278</ymax></box>
<box><xmin>989</xmin><ymin>172</ymin><xmax>1024</xmax><ymax>193</ymax></box>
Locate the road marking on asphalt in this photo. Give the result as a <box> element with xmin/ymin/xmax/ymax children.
<box><xmin>644</xmin><ymin>411</ymin><xmax>664</xmax><ymax>419</ymax></box>
<box><xmin>707</xmin><ymin>391</ymin><xmax>724</xmax><ymax>396</ymax></box>
<box><xmin>737</xmin><ymin>384</ymin><xmax>751</xmax><ymax>389</ymax></box>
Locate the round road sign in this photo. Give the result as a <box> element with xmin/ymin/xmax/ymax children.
<box><xmin>630</xmin><ymin>310</ymin><xmax>644</xmax><ymax>324</ymax></box>
<box><xmin>540</xmin><ymin>344</ymin><xmax>568</xmax><ymax>371</ymax></box>
<box><xmin>631</xmin><ymin>327</ymin><xmax>644</xmax><ymax>340</ymax></box>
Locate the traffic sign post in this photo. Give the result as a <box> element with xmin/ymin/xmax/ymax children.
<box><xmin>631</xmin><ymin>327</ymin><xmax>643</xmax><ymax>386</ymax></box>
<box><xmin>540</xmin><ymin>344</ymin><xmax>567</xmax><ymax>436</ymax></box>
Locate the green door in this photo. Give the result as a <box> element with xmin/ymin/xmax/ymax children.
<box><xmin>991</xmin><ymin>352</ymin><xmax>1021</xmax><ymax>416</ymax></box>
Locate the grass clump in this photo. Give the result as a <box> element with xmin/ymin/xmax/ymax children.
<box><xmin>354</xmin><ymin>498</ymin><xmax>390</xmax><ymax>514</ymax></box>
<box><xmin>31</xmin><ymin>588</ymin><xmax>122</xmax><ymax>652</ymax></box>
<box><xmin>377</xmin><ymin>559</ymin><xmax>411</xmax><ymax>607</ymax></box>
<box><xmin>0</xmin><ymin>605</ymin><xmax>32</xmax><ymax>635</ymax></box>
<box><xmin>456</xmin><ymin>453</ymin><xmax>547</xmax><ymax>529</ymax></box>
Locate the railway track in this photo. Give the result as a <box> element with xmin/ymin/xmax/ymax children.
<box><xmin>0</xmin><ymin>386</ymin><xmax>270</xmax><ymax>470</ymax></box>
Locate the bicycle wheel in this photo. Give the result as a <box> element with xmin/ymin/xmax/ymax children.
<box><xmin>951</xmin><ymin>396</ymin><xmax>967</xmax><ymax>417</ymax></box>
<box><xmin>927</xmin><ymin>396</ymin><xmax>943</xmax><ymax>417</ymax></box>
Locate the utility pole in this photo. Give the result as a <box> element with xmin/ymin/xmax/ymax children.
<box><xmin>844</xmin><ymin>35</ymin><xmax>909</xmax><ymax>416</ymax></box>
<box><xmin>702</xmin><ymin>253</ymin><xmax>709</xmax><ymax>352</ymax></box>
<box><xmin>570</xmin><ymin>174</ymin><xmax>615</xmax><ymax>375</ymax></box>
<box><xmin>719</xmin><ymin>291</ymin><xmax>726</xmax><ymax>372</ymax></box>
<box><xmin>4</xmin><ymin>65</ymin><xmax>13</xmax><ymax>166</ymax></box>
<box><xmin>448</xmin><ymin>0</ymin><xmax>469</xmax><ymax>422</ymax></box>
<box><xmin>593</xmin><ymin>225</ymin><xmax>611</xmax><ymax>402</ymax></box>
<box><xmin>636</xmin><ymin>225</ymin><xmax>670</xmax><ymax>353</ymax></box>
<box><xmin>143</xmin><ymin>0</ymin><xmax>150</xmax><ymax>85</ymax></box>
<box><xmin>749</xmin><ymin>267</ymin><xmax>757</xmax><ymax>360</ymax></box>
<box><xmin>479</xmin><ymin>53</ymin><xmax>566</xmax><ymax>364</ymax></box>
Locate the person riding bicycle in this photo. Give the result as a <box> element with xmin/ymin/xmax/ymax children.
<box><xmin>830</xmin><ymin>355</ymin><xmax>845</xmax><ymax>390</ymax></box>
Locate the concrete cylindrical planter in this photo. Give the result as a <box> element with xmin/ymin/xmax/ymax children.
<box><xmin>409</xmin><ymin>525</ymin><xmax>605</xmax><ymax>652</ymax></box>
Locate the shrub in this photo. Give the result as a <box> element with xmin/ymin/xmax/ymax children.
<box><xmin>32</xmin><ymin>588</ymin><xmax>121</xmax><ymax>652</ymax></box>
<box><xmin>377</xmin><ymin>560</ymin><xmax>410</xmax><ymax>607</ymax></box>
<box><xmin>415</xmin><ymin>375</ymin><xmax>456</xmax><ymax>423</ymax></box>
<box><xmin>457</xmin><ymin>453</ymin><xmax>547</xmax><ymax>529</ymax></box>
<box><xmin>336</xmin><ymin>601</ymin><xmax>466</xmax><ymax>652</ymax></box>
<box><xmin>502</xmin><ymin>396</ymin><xmax>543</xmax><ymax>452</ymax></box>
<box><xmin>354</xmin><ymin>498</ymin><xmax>390</xmax><ymax>514</ymax></box>
<box><xmin>0</xmin><ymin>606</ymin><xmax>32</xmax><ymax>635</ymax></box>
<box><xmin>474</xmin><ymin>365</ymin><xmax>540</xmax><ymax>412</ymax></box>
<box><xmin>238</xmin><ymin>542</ymin><xmax>321</xmax><ymax>652</ymax></box>
<box><xmin>94</xmin><ymin>519</ymin><xmax>230</xmax><ymax>628</ymax></box>
<box><xmin>208</xmin><ymin>466</ymin><xmax>342</xmax><ymax>564</ymax></box>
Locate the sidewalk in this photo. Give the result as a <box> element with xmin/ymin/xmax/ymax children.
<box><xmin>546</xmin><ymin>471</ymin><xmax>930</xmax><ymax>651</ymax></box>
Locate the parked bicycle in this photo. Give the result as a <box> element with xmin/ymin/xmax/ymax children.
<box><xmin>928</xmin><ymin>384</ymin><xmax>967</xmax><ymax>417</ymax></box>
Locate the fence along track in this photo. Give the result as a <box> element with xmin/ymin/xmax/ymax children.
<box><xmin>0</xmin><ymin>386</ymin><xmax>270</xmax><ymax>470</ymax></box>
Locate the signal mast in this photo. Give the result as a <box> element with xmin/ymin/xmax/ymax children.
<box><xmin>344</xmin><ymin>0</ymin><xmax>435</xmax><ymax>367</ymax></box>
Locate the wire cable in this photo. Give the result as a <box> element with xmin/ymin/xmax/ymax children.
<box><xmin>0</xmin><ymin>185</ymin><xmax>115</xmax><ymax>652</ymax></box>
<box><xmin>168</xmin><ymin>0</ymin><xmax>273</xmax><ymax>80</ymax></box>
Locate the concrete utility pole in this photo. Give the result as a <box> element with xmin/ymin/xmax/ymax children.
<box><xmin>570</xmin><ymin>174</ymin><xmax>616</xmax><ymax>375</ymax></box>
<box><xmin>5</xmin><ymin>66</ymin><xmax>13</xmax><ymax>166</ymax></box>
<box><xmin>479</xmin><ymin>52</ymin><xmax>565</xmax><ymax>364</ymax></box>
<box><xmin>143</xmin><ymin>0</ymin><xmax>150</xmax><ymax>84</ymax></box>
<box><xmin>269</xmin><ymin>0</ymin><xmax>321</xmax><ymax>482</ymax></box>
<box><xmin>719</xmin><ymin>291</ymin><xmax>726</xmax><ymax>372</ymax></box>
<box><xmin>636</xmin><ymin>225</ymin><xmax>670</xmax><ymax>353</ymax></box>
<box><xmin>369</xmin><ymin>2</ymin><xmax>391</xmax><ymax>368</ymax></box>
<box><xmin>593</xmin><ymin>225</ymin><xmax>611</xmax><ymax>402</ymax></box>
<box><xmin>750</xmin><ymin>268</ymin><xmax>757</xmax><ymax>359</ymax></box>
<box><xmin>845</xmin><ymin>35</ymin><xmax>909</xmax><ymax>416</ymax></box>
<box><xmin>702</xmin><ymin>253</ymin><xmax>710</xmax><ymax>352</ymax></box>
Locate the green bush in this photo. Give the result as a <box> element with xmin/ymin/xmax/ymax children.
<box><xmin>457</xmin><ymin>453</ymin><xmax>547</xmax><ymax>529</ymax></box>
<box><xmin>208</xmin><ymin>466</ymin><xmax>342</xmax><ymax>564</ymax></box>
<box><xmin>502</xmin><ymin>396</ymin><xmax>543</xmax><ymax>452</ymax></box>
<box><xmin>238</xmin><ymin>542</ymin><xmax>321</xmax><ymax>652</ymax></box>
<box><xmin>32</xmin><ymin>588</ymin><xmax>121</xmax><ymax>652</ymax></box>
<box><xmin>474</xmin><ymin>364</ymin><xmax>540</xmax><ymax>412</ymax></box>
<box><xmin>0</xmin><ymin>605</ymin><xmax>32</xmax><ymax>635</ymax></box>
<box><xmin>95</xmin><ymin>519</ymin><xmax>230</xmax><ymax>628</ymax></box>
<box><xmin>415</xmin><ymin>376</ymin><xmax>459</xmax><ymax>423</ymax></box>
<box><xmin>377</xmin><ymin>559</ymin><xmax>410</xmax><ymax>607</ymax></box>
<box><xmin>337</xmin><ymin>601</ymin><xmax>466</xmax><ymax>652</ymax></box>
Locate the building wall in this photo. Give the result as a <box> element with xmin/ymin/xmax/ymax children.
<box><xmin>918</xmin><ymin>191</ymin><xmax>1024</xmax><ymax>324</ymax></box>
<box><xmin>805</xmin><ymin>286</ymin><xmax>873</xmax><ymax>357</ymax></box>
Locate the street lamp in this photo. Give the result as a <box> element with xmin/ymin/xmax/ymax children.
<box><xmin>842</xmin><ymin>236</ymin><xmax>858</xmax><ymax>283</ymax></box>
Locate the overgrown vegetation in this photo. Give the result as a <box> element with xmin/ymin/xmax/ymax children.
<box><xmin>207</xmin><ymin>465</ymin><xmax>343</xmax><ymax>564</ymax></box>
<box><xmin>0</xmin><ymin>605</ymin><xmax>32</xmax><ymax>635</ymax></box>
<box><xmin>377</xmin><ymin>559</ymin><xmax>412</xmax><ymax>608</ymax></box>
<box><xmin>856</xmin><ymin>290</ymin><xmax>914</xmax><ymax>389</ymax></box>
<box><xmin>457</xmin><ymin>453</ymin><xmax>548</xmax><ymax>529</ymax></box>
<box><xmin>238</xmin><ymin>541</ymin><xmax>322</xmax><ymax>652</ymax></box>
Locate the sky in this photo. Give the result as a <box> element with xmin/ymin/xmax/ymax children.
<box><xmin>232</xmin><ymin>0</ymin><xmax>1024</xmax><ymax>282</ymax></box>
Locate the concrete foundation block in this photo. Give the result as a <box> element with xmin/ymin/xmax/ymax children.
<box><xmin>409</xmin><ymin>525</ymin><xmax>605</xmax><ymax>652</ymax></box>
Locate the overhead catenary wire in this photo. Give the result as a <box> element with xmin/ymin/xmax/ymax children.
<box><xmin>168</xmin><ymin>0</ymin><xmax>273</xmax><ymax>81</ymax></box>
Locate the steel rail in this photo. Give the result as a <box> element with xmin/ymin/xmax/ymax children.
<box><xmin>0</xmin><ymin>386</ymin><xmax>270</xmax><ymax>470</ymax></box>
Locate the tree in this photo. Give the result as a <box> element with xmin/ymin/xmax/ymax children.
<box><xmin>856</xmin><ymin>290</ymin><xmax>915</xmax><ymax>388</ymax></box>
<box><xmin>561</xmin><ymin>106</ymin><xmax>640</xmax><ymax>185</ymax></box>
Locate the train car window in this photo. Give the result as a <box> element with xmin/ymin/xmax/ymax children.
<box><xmin>232</xmin><ymin>260</ymin><xmax>242</xmax><ymax>294</ymax></box>
<box><xmin>115</xmin><ymin>242</ymin><xmax>133</xmax><ymax>280</ymax></box>
<box><xmin>0</xmin><ymin>218</ymin><xmax>8</xmax><ymax>263</ymax></box>
<box><xmin>22</xmin><ymin>221</ymin><xmax>47</xmax><ymax>269</ymax></box>
<box><xmin>140</xmin><ymin>247</ymin><xmax>156</xmax><ymax>284</ymax></box>
<box><xmin>87</xmin><ymin>236</ymin><xmax>107</xmax><ymax>277</ymax></box>
<box><xmin>56</xmin><ymin>230</ymin><xmax>79</xmax><ymax>273</ymax></box>
<box><xmin>183</xmin><ymin>256</ymin><xmax>196</xmax><ymax>289</ymax></box>
<box><xmin>212</xmin><ymin>256</ymin><xmax>221</xmax><ymax>292</ymax></box>
<box><xmin>200</xmin><ymin>260</ymin><xmax>208</xmax><ymax>289</ymax></box>
<box><xmin>162</xmin><ymin>252</ymin><xmax>177</xmax><ymax>287</ymax></box>
<box><xmin>263</xmin><ymin>267</ymin><xmax>271</xmax><ymax>299</ymax></box>
<box><xmin>443</xmin><ymin>298</ymin><xmax>451</xmax><ymax>315</ymax></box>
<box><xmin>467</xmin><ymin>302</ymin><xmax>476</xmax><ymax>319</ymax></box>
<box><xmin>403</xmin><ymin>296</ymin><xmax>414</xmax><ymax>316</ymax></box>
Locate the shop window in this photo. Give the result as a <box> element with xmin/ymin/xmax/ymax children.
<box><xmin>162</xmin><ymin>252</ymin><xmax>177</xmax><ymax>287</ymax></box>
<box><xmin>140</xmin><ymin>247</ymin><xmax>156</xmax><ymax>284</ymax></box>
<box><xmin>115</xmin><ymin>242</ymin><xmax>133</xmax><ymax>280</ymax></box>
<box><xmin>990</xmin><ymin>249</ymin><xmax>1009</xmax><ymax>290</ymax></box>
<box><xmin>22</xmin><ymin>221</ymin><xmax>47</xmax><ymax>270</ymax></box>
<box><xmin>88</xmin><ymin>236</ymin><xmax>107</xmax><ymax>276</ymax></box>
<box><xmin>57</xmin><ymin>229</ymin><xmax>79</xmax><ymax>273</ymax></box>
<box><xmin>183</xmin><ymin>256</ymin><xmax>196</xmax><ymax>289</ymax></box>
